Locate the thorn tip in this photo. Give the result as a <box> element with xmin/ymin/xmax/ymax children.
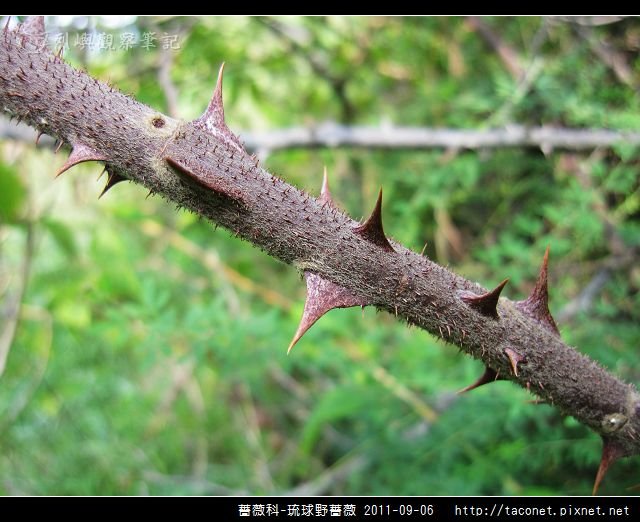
<box><xmin>55</xmin><ymin>143</ymin><xmax>107</xmax><ymax>178</ymax></box>
<box><xmin>98</xmin><ymin>171</ymin><xmax>126</xmax><ymax>199</ymax></box>
<box><xmin>504</xmin><ymin>347</ymin><xmax>524</xmax><ymax>377</ymax></box>
<box><xmin>516</xmin><ymin>246</ymin><xmax>559</xmax><ymax>335</ymax></box>
<box><xmin>593</xmin><ymin>439</ymin><xmax>625</xmax><ymax>495</ymax></box>
<box><xmin>460</xmin><ymin>279</ymin><xmax>509</xmax><ymax>319</ymax></box>
<box><xmin>288</xmin><ymin>272</ymin><xmax>368</xmax><ymax>353</ymax></box>
<box><xmin>194</xmin><ymin>62</ymin><xmax>244</xmax><ymax>152</ymax></box>
<box><xmin>353</xmin><ymin>188</ymin><xmax>394</xmax><ymax>252</ymax></box>
<box><xmin>457</xmin><ymin>366</ymin><xmax>501</xmax><ymax>394</ymax></box>
<box><xmin>318</xmin><ymin>166</ymin><xmax>335</xmax><ymax>207</ymax></box>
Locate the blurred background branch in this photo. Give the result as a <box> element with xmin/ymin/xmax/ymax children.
<box><xmin>5</xmin><ymin>118</ymin><xmax>640</xmax><ymax>154</ymax></box>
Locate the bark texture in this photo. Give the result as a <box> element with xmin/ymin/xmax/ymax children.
<box><xmin>1</xmin><ymin>18</ymin><xmax>638</xmax><ymax>493</ymax></box>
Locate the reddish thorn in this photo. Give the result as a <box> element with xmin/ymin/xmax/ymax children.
<box><xmin>318</xmin><ymin>166</ymin><xmax>335</xmax><ymax>207</ymax></box>
<box><xmin>288</xmin><ymin>272</ymin><xmax>368</xmax><ymax>354</ymax></box>
<box><xmin>165</xmin><ymin>156</ymin><xmax>244</xmax><ymax>203</ymax></box>
<box><xmin>56</xmin><ymin>143</ymin><xmax>107</xmax><ymax>178</ymax></box>
<box><xmin>457</xmin><ymin>366</ymin><xmax>500</xmax><ymax>394</ymax></box>
<box><xmin>516</xmin><ymin>246</ymin><xmax>559</xmax><ymax>336</ymax></box>
<box><xmin>98</xmin><ymin>172</ymin><xmax>126</xmax><ymax>199</ymax></box>
<box><xmin>194</xmin><ymin>62</ymin><xmax>244</xmax><ymax>152</ymax></box>
<box><xmin>35</xmin><ymin>131</ymin><xmax>43</xmax><ymax>145</ymax></box>
<box><xmin>593</xmin><ymin>439</ymin><xmax>625</xmax><ymax>495</ymax></box>
<box><xmin>504</xmin><ymin>347</ymin><xmax>524</xmax><ymax>377</ymax></box>
<box><xmin>353</xmin><ymin>188</ymin><xmax>395</xmax><ymax>252</ymax></box>
<box><xmin>200</xmin><ymin>62</ymin><xmax>227</xmax><ymax>127</ymax></box>
<box><xmin>460</xmin><ymin>279</ymin><xmax>509</xmax><ymax>319</ymax></box>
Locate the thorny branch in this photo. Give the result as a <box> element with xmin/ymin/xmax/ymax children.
<box><xmin>1</xmin><ymin>17</ymin><xmax>638</xmax><ymax>494</ymax></box>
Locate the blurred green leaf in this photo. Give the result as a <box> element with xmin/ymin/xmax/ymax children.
<box><xmin>41</xmin><ymin>218</ymin><xmax>77</xmax><ymax>257</ymax></box>
<box><xmin>0</xmin><ymin>162</ymin><xmax>26</xmax><ymax>224</ymax></box>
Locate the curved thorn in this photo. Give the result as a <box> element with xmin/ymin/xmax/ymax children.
<box><xmin>457</xmin><ymin>366</ymin><xmax>501</xmax><ymax>394</ymax></box>
<box><xmin>205</xmin><ymin>61</ymin><xmax>225</xmax><ymax>125</ymax></box>
<box><xmin>353</xmin><ymin>188</ymin><xmax>394</xmax><ymax>252</ymax></box>
<box><xmin>35</xmin><ymin>131</ymin><xmax>43</xmax><ymax>145</ymax></box>
<box><xmin>593</xmin><ymin>439</ymin><xmax>625</xmax><ymax>495</ymax></box>
<box><xmin>504</xmin><ymin>347</ymin><xmax>524</xmax><ymax>377</ymax></box>
<box><xmin>288</xmin><ymin>272</ymin><xmax>368</xmax><ymax>353</ymax></box>
<box><xmin>516</xmin><ymin>246</ymin><xmax>559</xmax><ymax>336</ymax></box>
<box><xmin>194</xmin><ymin>62</ymin><xmax>244</xmax><ymax>151</ymax></box>
<box><xmin>165</xmin><ymin>156</ymin><xmax>245</xmax><ymax>203</ymax></box>
<box><xmin>318</xmin><ymin>166</ymin><xmax>335</xmax><ymax>207</ymax></box>
<box><xmin>98</xmin><ymin>172</ymin><xmax>126</xmax><ymax>199</ymax></box>
<box><xmin>55</xmin><ymin>143</ymin><xmax>107</xmax><ymax>177</ymax></box>
<box><xmin>460</xmin><ymin>279</ymin><xmax>509</xmax><ymax>319</ymax></box>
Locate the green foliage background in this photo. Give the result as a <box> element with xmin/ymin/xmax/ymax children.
<box><xmin>1</xmin><ymin>16</ymin><xmax>639</xmax><ymax>495</ymax></box>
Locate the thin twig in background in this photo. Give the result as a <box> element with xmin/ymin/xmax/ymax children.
<box><xmin>556</xmin><ymin>245</ymin><xmax>637</xmax><ymax>323</ymax></box>
<box><xmin>553</xmin><ymin>152</ymin><xmax>638</xmax><ymax>322</ymax></box>
<box><xmin>575</xmin><ymin>24</ymin><xmax>639</xmax><ymax>91</ymax></box>
<box><xmin>283</xmin><ymin>454</ymin><xmax>368</xmax><ymax>496</ymax></box>
<box><xmin>142</xmin><ymin>470</ymin><xmax>249</xmax><ymax>495</ymax></box>
<box><xmin>5</xmin><ymin>118</ymin><xmax>640</xmax><ymax>154</ymax></box>
<box><xmin>550</xmin><ymin>16</ymin><xmax>628</xmax><ymax>27</ymax></box>
<box><xmin>557</xmin><ymin>267</ymin><xmax>611</xmax><ymax>323</ymax></box>
<box><xmin>259</xmin><ymin>17</ymin><xmax>358</xmax><ymax>122</ymax></box>
<box><xmin>233</xmin><ymin>381</ymin><xmax>276</xmax><ymax>493</ymax></box>
<box><xmin>238</xmin><ymin>124</ymin><xmax>640</xmax><ymax>153</ymax></box>
<box><xmin>0</xmin><ymin>220</ymin><xmax>34</xmax><ymax>377</ymax></box>
<box><xmin>466</xmin><ymin>16</ymin><xmax>525</xmax><ymax>80</ymax></box>
<box><xmin>343</xmin><ymin>339</ymin><xmax>440</xmax><ymax>423</ymax></box>
<box><xmin>482</xmin><ymin>18</ymin><xmax>547</xmax><ymax>128</ymax></box>
<box><xmin>144</xmin><ymin>356</ymin><xmax>208</xmax><ymax>478</ymax></box>
<box><xmin>0</xmin><ymin>303</ymin><xmax>53</xmax><ymax>429</ymax></box>
<box><xmin>560</xmin><ymin>152</ymin><xmax>627</xmax><ymax>256</ymax></box>
<box><xmin>140</xmin><ymin>219</ymin><xmax>292</xmax><ymax>310</ymax></box>
<box><xmin>243</xmin><ymin>124</ymin><xmax>640</xmax><ymax>153</ymax></box>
